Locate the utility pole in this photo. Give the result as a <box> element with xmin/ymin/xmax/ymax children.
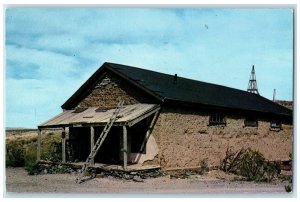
<box><xmin>247</xmin><ymin>65</ymin><xmax>259</xmax><ymax>95</ymax></box>
<box><xmin>273</xmin><ymin>89</ymin><xmax>276</xmax><ymax>102</ymax></box>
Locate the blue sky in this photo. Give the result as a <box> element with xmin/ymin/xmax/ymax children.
<box><xmin>5</xmin><ymin>8</ymin><xmax>293</xmax><ymax>128</ymax></box>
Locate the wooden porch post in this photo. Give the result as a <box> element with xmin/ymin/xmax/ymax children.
<box><xmin>123</xmin><ymin>125</ymin><xmax>127</xmax><ymax>169</ymax></box>
<box><xmin>62</xmin><ymin>127</ymin><xmax>66</xmax><ymax>163</ymax></box>
<box><xmin>37</xmin><ymin>129</ymin><xmax>41</xmax><ymax>162</ymax></box>
<box><xmin>90</xmin><ymin>126</ymin><xmax>95</xmax><ymax>165</ymax></box>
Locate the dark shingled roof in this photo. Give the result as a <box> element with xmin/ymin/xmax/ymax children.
<box><xmin>62</xmin><ymin>62</ymin><xmax>292</xmax><ymax>117</ymax></box>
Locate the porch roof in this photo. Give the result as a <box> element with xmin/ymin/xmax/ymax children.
<box><xmin>38</xmin><ymin>104</ymin><xmax>160</xmax><ymax>129</ymax></box>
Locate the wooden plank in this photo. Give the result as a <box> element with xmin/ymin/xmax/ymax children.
<box><xmin>62</xmin><ymin>127</ymin><xmax>66</xmax><ymax>163</ymax></box>
<box><xmin>90</xmin><ymin>126</ymin><xmax>95</xmax><ymax>165</ymax></box>
<box><xmin>37</xmin><ymin>129</ymin><xmax>41</xmax><ymax>162</ymax></box>
<box><xmin>123</xmin><ymin>125</ymin><xmax>127</xmax><ymax>170</ymax></box>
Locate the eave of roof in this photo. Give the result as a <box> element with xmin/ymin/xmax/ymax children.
<box><xmin>39</xmin><ymin>104</ymin><xmax>160</xmax><ymax>129</ymax></box>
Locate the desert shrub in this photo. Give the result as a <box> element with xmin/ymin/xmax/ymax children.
<box><xmin>24</xmin><ymin>147</ymin><xmax>37</xmax><ymax>165</ymax></box>
<box><xmin>263</xmin><ymin>161</ymin><xmax>281</xmax><ymax>182</ymax></box>
<box><xmin>285</xmin><ymin>184</ymin><xmax>292</xmax><ymax>192</ymax></box>
<box><xmin>199</xmin><ymin>159</ymin><xmax>209</xmax><ymax>175</ymax></box>
<box><xmin>221</xmin><ymin>147</ymin><xmax>247</xmax><ymax>174</ymax></box>
<box><xmin>24</xmin><ymin>147</ymin><xmax>40</xmax><ymax>175</ymax></box>
<box><xmin>221</xmin><ymin>147</ymin><xmax>280</xmax><ymax>182</ymax></box>
<box><xmin>47</xmin><ymin>132</ymin><xmax>54</xmax><ymax>137</ymax></box>
<box><xmin>6</xmin><ymin>142</ymin><xmax>25</xmax><ymax>167</ymax></box>
<box><xmin>239</xmin><ymin>149</ymin><xmax>265</xmax><ymax>181</ymax></box>
<box><xmin>41</xmin><ymin>141</ymin><xmax>62</xmax><ymax>162</ymax></box>
<box><xmin>283</xmin><ymin>153</ymin><xmax>293</xmax><ymax>193</ymax></box>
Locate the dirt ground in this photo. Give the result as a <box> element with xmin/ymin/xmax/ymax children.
<box><xmin>5</xmin><ymin>167</ymin><xmax>291</xmax><ymax>195</ymax></box>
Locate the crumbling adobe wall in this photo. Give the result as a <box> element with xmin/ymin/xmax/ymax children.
<box><xmin>151</xmin><ymin>107</ymin><xmax>293</xmax><ymax>169</ymax></box>
<box><xmin>76</xmin><ymin>73</ymin><xmax>154</xmax><ymax>109</ymax></box>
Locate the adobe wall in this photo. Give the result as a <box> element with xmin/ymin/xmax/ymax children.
<box><xmin>76</xmin><ymin>73</ymin><xmax>154</xmax><ymax>109</ymax></box>
<box><xmin>150</xmin><ymin>107</ymin><xmax>293</xmax><ymax>169</ymax></box>
<box><xmin>129</xmin><ymin>135</ymin><xmax>159</xmax><ymax>164</ymax></box>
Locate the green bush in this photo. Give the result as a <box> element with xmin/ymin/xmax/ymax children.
<box><xmin>24</xmin><ymin>146</ymin><xmax>43</xmax><ymax>175</ymax></box>
<box><xmin>6</xmin><ymin>132</ymin><xmax>63</xmax><ymax>176</ymax></box>
<box><xmin>6</xmin><ymin>142</ymin><xmax>25</xmax><ymax>167</ymax></box>
<box><xmin>25</xmin><ymin>162</ymin><xmax>40</xmax><ymax>175</ymax></box>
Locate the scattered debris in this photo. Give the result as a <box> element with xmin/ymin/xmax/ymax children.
<box><xmin>133</xmin><ymin>176</ymin><xmax>144</xmax><ymax>182</ymax></box>
<box><xmin>95</xmin><ymin>168</ymin><xmax>164</xmax><ymax>181</ymax></box>
<box><xmin>168</xmin><ymin>169</ymin><xmax>196</xmax><ymax>179</ymax></box>
<box><xmin>30</xmin><ymin>162</ymin><xmax>164</xmax><ymax>183</ymax></box>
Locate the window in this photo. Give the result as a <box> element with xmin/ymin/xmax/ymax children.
<box><xmin>209</xmin><ymin>112</ymin><xmax>226</xmax><ymax>125</ymax></box>
<box><xmin>270</xmin><ymin>118</ymin><xmax>282</xmax><ymax>130</ymax></box>
<box><xmin>244</xmin><ymin>115</ymin><xmax>258</xmax><ymax>127</ymax></box>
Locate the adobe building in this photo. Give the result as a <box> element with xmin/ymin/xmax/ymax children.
<box><xmin>38</xmin><ymin>62</ymin><xmax>293</xmax><ymax>170</ymax></box>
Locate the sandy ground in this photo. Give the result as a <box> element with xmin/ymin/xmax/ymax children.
<box><xmin>5</xmin><ymin>167</ymin><xmax>290</xmax><ymax>196</ymax></box>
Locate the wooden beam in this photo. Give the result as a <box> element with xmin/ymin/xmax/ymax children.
<box><xmin>127</xmin><ymin>105</ymin><xmax>161</xmax><ymax>127</ymax></box>
<box><xmin>37</xmin><ymin>129</ymin><xmax>41</xmax><ymax>162</ymax></box>
<box><xmin>62</xmin><ymin>127</ymin><xmax>66</xmax><ymax>163</ymax></box>
<box><xmin>139</xmin><ymin>111</ymin><xmax>160</xmax><ymax>153</ymax></box>
<box><xmin>90</xmin><ymin>126</ymin><xmax>95</xmax><ymax>165</ymax></box>
<box><xmin>123</xmin><ymin>125</ymin><xmax>127</xmax><ymax>170</ymax></box>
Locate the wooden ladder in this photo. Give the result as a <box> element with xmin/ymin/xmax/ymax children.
<box><xmin>76</xmin><ymin>100</ymin><xmax>124</xmax><ymax>183</ymax></box>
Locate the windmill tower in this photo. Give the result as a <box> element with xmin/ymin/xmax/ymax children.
<box><xmin>247</xmin><ymin>65</ymin><xmax>259</xmax><ymax>95</ymax></box>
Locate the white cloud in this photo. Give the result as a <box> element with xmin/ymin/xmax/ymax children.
<box><xmin>6</xmin><ymin>45</ymin><xmax>82</xmax><ymax>79</ymax></box>
<box><xmin>5</xmin><ymin>45</ymin><xmax>93</xmax><ymax>127</ymax></box>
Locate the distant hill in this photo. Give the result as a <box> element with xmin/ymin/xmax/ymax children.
<box><xmin>5</xmin><ymin>127</ymin><xmax>38</xmax><ymax>132</ymax></box>
<box><xmin>275</xmin><ymin>100</ymin><xmax>293</xmax><ymax>110</ymax></box>
<box><xmin>6</xmin><ymin>127</ymin><xmax>32</xmax><ymax>130</ymax></box>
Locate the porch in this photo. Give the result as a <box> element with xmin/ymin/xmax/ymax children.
<box><xmin>37</xmin><ymin>104</ymin><xmax>160</xmax><ymax>170</ymax></box>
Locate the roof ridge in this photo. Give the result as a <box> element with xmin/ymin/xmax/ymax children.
<box><xmin>62</xmin><ymin>62</ymin><xmax>292</xmax><ymax>117</ymax></box>
<box><xmin>106</xmin><ymin>62</ymin><xmax>269</xmax><ymax>99</ymax></box>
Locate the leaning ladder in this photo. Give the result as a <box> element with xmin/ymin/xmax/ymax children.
<box><xmin>76</xmin><ymin>100</ymin><xmax>124</xmax><ymax>183</ymax></box>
